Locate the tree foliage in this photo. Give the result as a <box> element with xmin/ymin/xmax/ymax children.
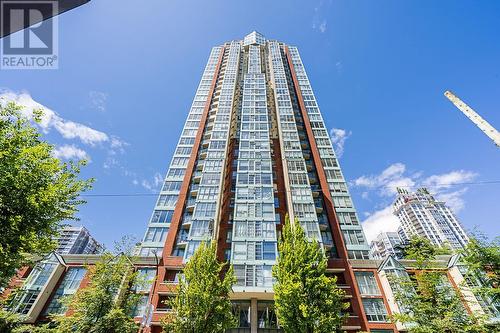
<box><xmin>390</xmin><ymin>236</ymin><xmax>488</xmax><ymax>333</ymax></box>
<box><xmin>401</xmin><ymin>236</ymin><xmax>451</xmax><ymax>268</ymax></box>
<box><xmin>51</xmin><ymin>252</ymin><xmax>141</xmax><ymax>333</ymax></box>
<box><xmin>0</xmin><ymin>299</ymin><xmax>53</xmax><ymax>333</ymax></box>
<box><xmin>162</xmin><ymin>241</ymin><xmax>236</xmax><ymax>333</ymax></box>
<box><xmin>0</xmin><ymin>308</ymin><xmax>22</xmax><ymax>333</ymax></box>
<box><xmin>461</xmin><ymin>235</ymin><xmax>500</xmax><ymax>299</ymax></box>
<box><xmin>272</xmin><ymin>216</ymin><xmax>348</xmax><ymax>333</ymax></box>
<box><xmin>0</xmin><ymin>101</ymin><xmax>92</xmax><ymax>287</ymax></box>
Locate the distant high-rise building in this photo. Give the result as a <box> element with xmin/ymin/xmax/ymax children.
<box><xmin>369</xmin><ymin>231</ymin><xmax>403</xmax><ymax>259</ymax></box>
<box><xmin>394</xmin><ymin>188</ymin><xmax>469</xmax><ymax>249</ymax></box>
<box><xmin>137</xmin><ymin>32</ymin><xmax>385</xmax><ymax>332</ymax></box>
<box><xmin>56</xmin><ymin>225</ymin><xmax>102</xmax><ymax>254</ymax></box>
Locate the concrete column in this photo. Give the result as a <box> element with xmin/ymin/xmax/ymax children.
<box><xmin>251</xmin><ymin>298</ymin><xmax>258</xmax><ymax>333</ymax></box>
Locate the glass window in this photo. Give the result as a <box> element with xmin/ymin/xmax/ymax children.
<box><xmin>151</xmin><ymin>210</ymin><xmax>174</xmax><ymax>224</ymax></box>
<box><xmin>131</xmin><ymin>294</ymin><xmax>149</xmax><ymax>317</ymax></box>
<box><xmin>263</xmin><ymin>242</ymin><xmax>276</xmax><ymax>260</ymax></box>
<box><xmin>134</xmin><ymin>268</ymin><xmax>156</xmax><ymax>292</ymax></box>
<box><xmin>189</xmin><ymin>220</ymin><xmax>211</xmax><ymax>237</ymax></box>
<box><xmin>184</xmin><ymin>241</ymin><xmax>200</xmax><ymax>260</ymax></box>
<box><xmin>232</xmin><ymin>301</ymin><xmax>251</xmax><ymax>328</ymax></box>
<box><xmin>348</xmin><ymin>250</ymin><xmax>370</xmax><ymax>260</ymax></box>
<box><xmin>233</xmin><ymin>243</ymin><xmax>247</xmax><ymax>260</ymax></box>
<box><xmin>167</xmin><ymin>168</ymin><xmax>185</xmax><ymax>178</ymax></box>
<box><xmin>343</xmin><ymin>230</ymin><xmax>366</xmax><ymax>246</ymax></box>
<box><xmin>198</xmin><ymin>187</ymin><xmax>218</xmax><ymax>200</ymax></box>
<box><xmin>362</xmin><ymin>298</ymin><xmax>388</xmax><ymax>322</ymax></box>
<box><xmin>157</xmin><ymin>195</ymin><xmax>178</xmax><ymax>207</ymax></box>
<box><xmin>144</xmin><ymin>227</ymin><xmax>168</xmax><ymax>243</ymax></box>
<box><xmin>194</xmin><ymin>202</ymin><xmax>216</xmax><ymax>219</ymax></box>
<box><xmin>162</xmin><ymin>181</ymin><xmax>182</xmax><ymax>192</ymax></box>
<box><xmin>201</xmin><ymin>173</ymin><xmax>221</xmax><ymax>185</ymax></box>
<box><xmin>44</xmin><ymin>267</ymin><xmax>86</xmax><ymax>315</ymax></box>
<box><xmin>355</xmin><ymin>272</ymin><xmax>381</xmax><ymax>296</ymax></box>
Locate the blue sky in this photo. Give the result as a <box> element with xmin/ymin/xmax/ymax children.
<box><xmin>1</xmin><ymin>0</ymin><xmax>499</xmax><ymax>248</ymax></box>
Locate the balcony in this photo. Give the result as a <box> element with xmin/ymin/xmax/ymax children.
<box><xmin>185</xmin><ymin>198</ymin><xmax>196</xmax><ymax>212</ymax></box>
<box><xmin>314</xmin><ymin>203</ymin><xmax>323</xmax><ymax>214</ymax></box>
<box><xmin>311</xmin><ymin>185</ymin><xmax>320</xmax><ymax>197</ymax></box>
<box><xmin>181</xmin><ymin>215</ymin><xmax>192</xmax><ymax>229</ymax></box>
<box><xmin>190</xmin><ymin>184</ymin><xmax>199</xmax><ymax>197</ymax></box>
<box><xmin>199</xmin><ymin>148</ymin><xmax>208</xmax><ymax>159</ymax></box>
<box><xmin>192</xmin><ymin>171</ymin><xmax>202</xmax><ymax>183</ymax></box>
<box><xmin>323</xmin><ymin>238</ymin><xmax>334</xmax><ymax>249</ymax></box>
<box><xmin>318</xmin><ymin>221</ymin><xmax>328</xmax><ymax>231</ymax></box>
<box><xmin>176</xmin><ymin>232</ymin><xmax>189</xmax><ymax>247</ymax></box>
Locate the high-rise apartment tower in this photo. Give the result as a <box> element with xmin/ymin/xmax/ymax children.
<box><xmin>369</xmin><ymin>231</ymin><xmax>403</xmax><ymax>260</ymax></box>
<box><xmin>139</xmin><ymin>32</ymin><xmax>381</xmax><ymax>332</ymax></box>
<box><xmin>56</xmin><ymin>225</ymin><xmax>103</xmax><ymax>254</ymax></box>
<box><xmin>394</xmin><ymin>187</ymin><xmax>469</xmax><ymax>249</ymax></box>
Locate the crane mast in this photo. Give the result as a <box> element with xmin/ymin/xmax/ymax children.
<box><xmin>444</xmin><ymin>90</ymin><xmax>500</xmax><ymax>147</ymax></box>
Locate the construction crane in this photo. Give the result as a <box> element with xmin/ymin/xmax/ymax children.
<box><xmin>444</xmin><ymin>90</ymin><xmax>500</xmax><ymax>148</ymax></box>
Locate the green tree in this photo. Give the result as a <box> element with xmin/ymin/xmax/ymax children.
<box><xmin>162</xmin><ymin>241</ymin><xmax>236</xmax><ymax>333</ymax></box>
<box><xmin>272</xmin><ymin>216</ymin><xmax>348</xmax><ymax>333</ymax></box>
<box><xmin>0</xmin><ymin>308</ymin><xmax>22</xmax><ymax>333</ymax></box>
<box><xmin>0</xmin><ymin>297</ymin><xmax>54</xmax><ymax>333</ymax></box>
<box><xmin>460</xmin><ymin>235</ymin><xmax>500</xmax><ymax>299</ymax></box>
<box><xmin>12</xmin><ymin>323</ymin><xmax>55</xmax><ymax>333</ymax></box>
<box><xmin>459</xmin><ymin>235</ymin><xmax>500</xmax><ymax>331</ymax></box>
<box><xmin>401</xmin><ymin>236</ymin><xmax>452</xmax><ymax>268</ymax></box>
<box><xmin>390</xmin><ymin>236</ymin><xmax>487</xmax><ymax>332</ymax></box>
<box><xmin>51</xmin><ymin>252</ymin><xmax>141</xmax><ymax>333</ymax></box>
<box><xmin>0</xmin><ymin>101</ymin><xmax>92</xmax><ymax>287</ymax></box>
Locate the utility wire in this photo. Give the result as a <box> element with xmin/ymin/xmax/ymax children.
<box><xmin>79</xmin><ymin>180</ymin><xmax>500</xmax><ymax>197</ymax></box>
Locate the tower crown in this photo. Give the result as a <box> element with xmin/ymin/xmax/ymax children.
<box><xmin>243</xmin><ymin>31</ymin><xmax>266</xmax><ymax>46</ymax></box>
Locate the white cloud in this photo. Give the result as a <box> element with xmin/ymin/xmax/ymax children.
<box><xmin>423</xmin><ymin>170</ymin><xmax>477</xmax><ymax>191</ymax></box>
<box><xmin>109</xmin><ymin>136</ymin><xmax>128</xmax><ymax>155</ymax></box>
<box><xmin>353</xmin><ymin>162</ymin><xmax>415</xmax><ymax>197</ymax></box>
<box><xmin>319</xmin><ymin>20</ymin><xmax>327</xmax><ymax>33</ymax></box>
<box><xmin>51</xmin><ymin>118</ymin><xmax>108</xmax><ymax>145</ymax></box>
<box><xmin>330</xmin><ymin>128</ymin><xmax>352</xmax><ymax>158</ymax></box>
<box><xmin>312</xmin><ymin>0</ymin><xmax>331</xmax><ymax>33</ymax></box>
<box><xmin>141</xmin><ymin>172</ymin><xmax>164</xmax><ymax>192</ymax></box>
<box><xmin>335</xmin><ymin>61</ymin><xmax>343</xmax><ymax>74</ymax></box>
<box><xmin>434</xmin><ymin>188</ymin><xmax>469</xmax><ymax>213</ymax></box>
<box><xmin>89</xmin><ymin>91</ymin><xmax>108</xmax><ymax>112</ymax></box>
<box><xmin>355</xmin><ymin>163</ymin><xmax>479</xmax><ymax>242</ymax></box>
<box><xmin>361</xmin><ymin>205</ymin><xmax>401</xmax><ymax>243</ymax></box>
<box><xmin>1</xmin><ymin>89</ymin><xmax>128</xmax><ymax>169</ymax></box>
<box><xmin>52</xmin><ymin>144</ymin><xmax>90</xmax><ymax>161</ymax></box>
<box><xmin>103</xmin><ymin>157</ymin><xmax>118</xmax><ymax>169</ymax></box>
<box><xmin>0</xmin><ymin>89</ymin><xmax>109</xmax><ymax>146</ymax></box>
